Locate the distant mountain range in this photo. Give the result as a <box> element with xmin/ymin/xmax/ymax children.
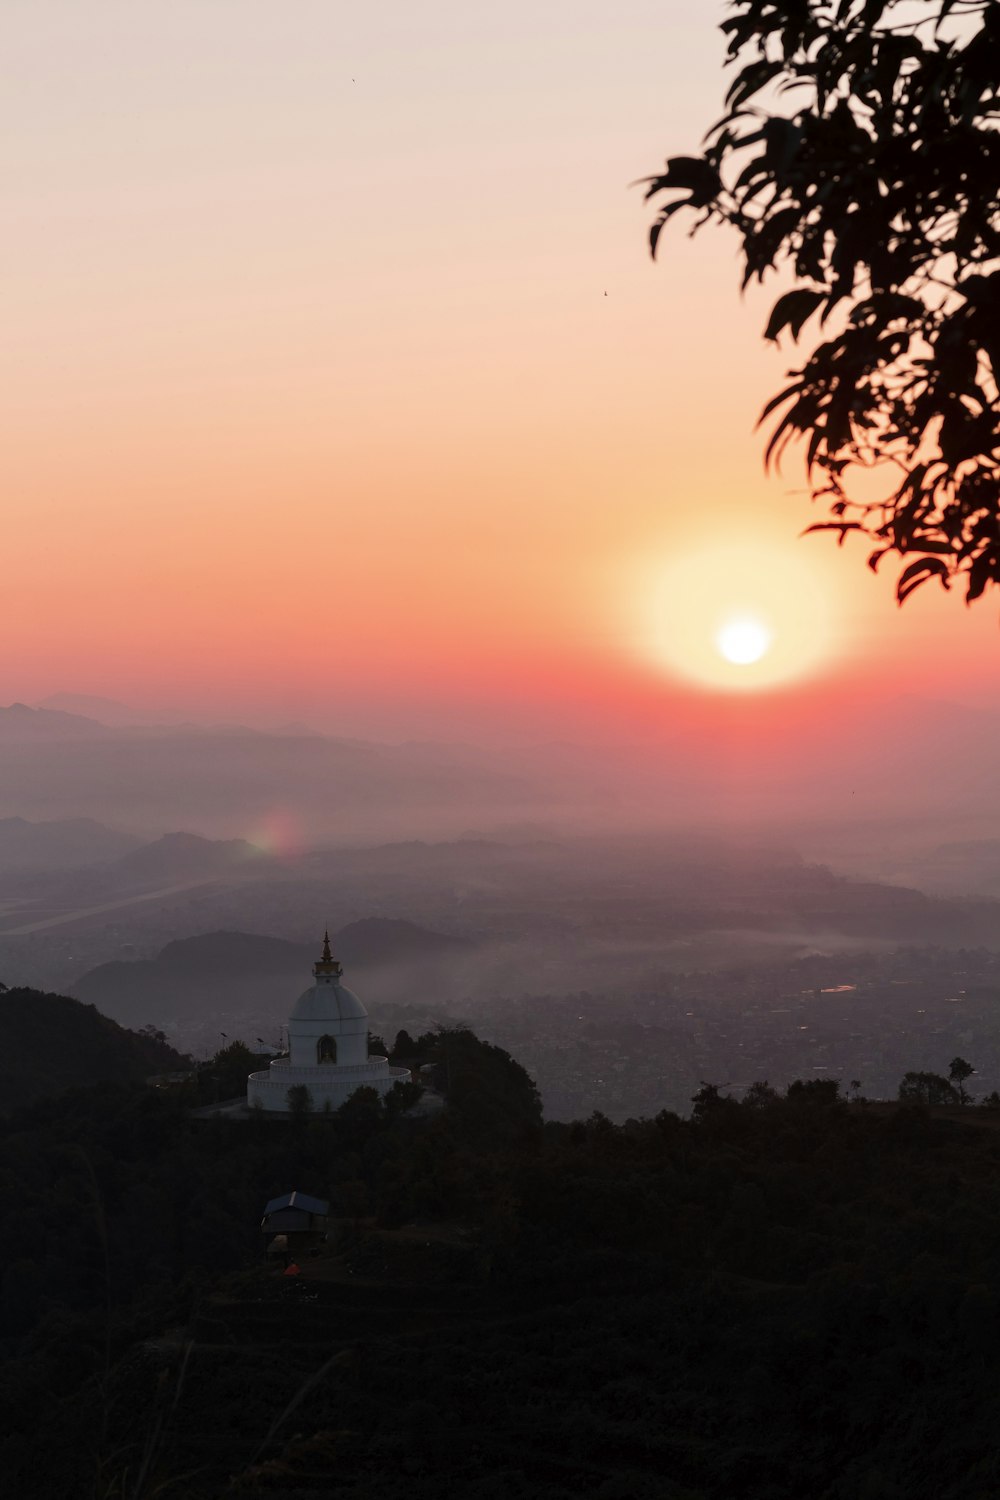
<box><xmin>0</xmin><ymin>815</ymin><xmax>141</xmax><ymax>872</ymax></box>
<box><xmin>0</xmin><ymin>703</ymin><xmax>535</xmax><ymax>842</ymax></box>
<box><xmin>0</xmin><ymin>819</ymin><xmax>263</xmax><ymax>880</ymax></box>
<box><xmin>114</xmin><ymin>831</ymin><xmax>262</xmax><ymax>881</ymax></box>
<box><xmin>5</xmin><ymin>693</ymin><xmax>1000</xmax><ymax>864</ymax></box>
<box><xmin>0</xmin><ymin>702</ymin><xmax>112</xmax><ymax>740</ymax></box>
<box><xmin>34</xmin><ymin>692</ymin><xmax>158</xmax><ymax>726</ymax></box>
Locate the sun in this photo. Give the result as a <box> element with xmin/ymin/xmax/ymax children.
<box><xmin>716</xmin><ymin>615</ymin><xmax>772</xmax><ymax>666</ymax></box>
<box><xmin>633</xmin><ymin>538</ymin><xmax>838</xmax><ymax>692</ymax></box>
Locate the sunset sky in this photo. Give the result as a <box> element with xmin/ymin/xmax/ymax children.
<box><xmin>6</xmin><ymin>0</ymin><xmax>999</xmax><ymax>742</ymax></box>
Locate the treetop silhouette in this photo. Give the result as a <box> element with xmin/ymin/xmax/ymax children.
<box><xmin>646</xmin><ymin>0</ymin><xmax>1000</xmax><ymax>603</ymax></box>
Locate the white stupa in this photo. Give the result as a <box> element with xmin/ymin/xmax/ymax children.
<box><xmin>247</xmin><ymin>933</ymin><xmax>410</xmax><ymax>1113</ymax></box>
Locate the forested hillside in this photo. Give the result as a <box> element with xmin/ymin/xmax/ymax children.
<box><xmin>1</xmin><ymin>1033</ymin><xmax>999</xmax><ymax>1498</ymax></box>
<box><xmin>0</xmin><ymin>987</ymin><xmax>186</xmax><ymax>1111</ymax></box>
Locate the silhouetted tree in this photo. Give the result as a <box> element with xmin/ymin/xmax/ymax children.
<box><xmin>286</xmin><ymin>1083</ymin><xmax>313</xmax><ymax>1130</ymax></box>
<box><xmin>383</xmin><ymin>1078</ymin><xmax>423</xmax><ymax>1120</ymax></box>
<box><xmin>691</xmin><ymin>1082</ymin><xmax>735</xmax><ymax>1120</ymax></box>
<box><xmin>646</xmin><ymin>1</ymin><xmax>1000</xmax><ymax>603</ymax></box>
<box><xmin>200</xmin><ymin>1044</ymin><xmax>263</xmax><ymax>1104</ymax></box>
<box><xmin>391</xmin><ymin>1028</ymin><xmax>416</xmax><ymax>1059</ymax></box>
<box><xmin>743</xmin><ymin>1079</ymin><xmax>780</xmax><ymax>1109</ymax></box>
<box><xmin>434</xmin><ymin>1028</ymin><xmax>542</xmax><ymax>1143</ymax></box>
<box><xmin>334</xmin><ymin>1085</ymin><xmax>384</xmax><ymax>1146</ymax></box>
<box><xmin>898</xmin><ymin>1070</ymin><xmax>960</xmax><ymax>1105</ymax></box>
<box><xmin>949</xmin><ymin>1055</ymin><xmax>975</xmax><ymax>1103</ymax></box>
<box><xmin>786</xmin><ymin>1077</ymin><xmax>841</xmax><ymax>1106</ymax></box>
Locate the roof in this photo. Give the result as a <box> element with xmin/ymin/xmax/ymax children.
<box><xmin>289</xmin><ymin>979</ymin><xmax>368</xmax><ymax>1025</ymax></box>
<box><xmin>263</xmin><ymin>1191</ymin><xmax>330</xmax><ymax>1217</ymax></box>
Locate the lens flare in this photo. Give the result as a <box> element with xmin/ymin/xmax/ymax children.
<box><xmin>246</xmin><ymin>808</ymin><xmax>306</xmax><ymax>860</ymax></box>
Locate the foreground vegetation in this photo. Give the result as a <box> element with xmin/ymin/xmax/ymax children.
<box><xmin>0</xmin><ymin>985</ymin><xmax>185</xmax><ymax>1111</ymax></box>
<box><xmin>2</xmin><ymin>1029</ymin><xmax>1000</xmax><ymax>1498</ymax></box>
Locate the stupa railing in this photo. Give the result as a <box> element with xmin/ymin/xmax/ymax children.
<box><xmin>248</xmin><ymin>1062</ymin><xmax>411</xmax><ymax>1084</ymax></box>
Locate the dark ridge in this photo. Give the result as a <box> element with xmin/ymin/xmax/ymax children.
<box><xmin>0</xmin><ymin>986</ymin><xmax>186</xmax><ymax>1112</ymax></box>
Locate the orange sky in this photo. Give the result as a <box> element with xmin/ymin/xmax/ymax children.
<box><xmin>5</xmin><ymin>0</ymin><xmax>999</xmax><ymax>741</ymax></box>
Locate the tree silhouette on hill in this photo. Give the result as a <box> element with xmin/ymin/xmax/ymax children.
<box><xmin>646</xmin><ymin>0</ymin><xmax>1000</xmax><ymax>604</ymax></box>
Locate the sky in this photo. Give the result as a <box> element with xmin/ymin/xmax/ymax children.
<box><xmin>5</xmin><ymin>0</ymin><xmax>999</xmax><ymax>743</ymax></box>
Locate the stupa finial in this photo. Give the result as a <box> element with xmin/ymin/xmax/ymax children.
<box><xmin>313</xmin><ymin>929</ymin><xmax>341</xmax><ymax>979</ymax></box>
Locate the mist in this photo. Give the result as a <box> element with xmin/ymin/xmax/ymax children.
<box><xmin>1</xmin><ymin>690</ymin><xmax>999</xmax><ymax>1119</ymax></box>
<box><xmin>3</xmin><ymin>691</ymin><xmax>1000</xmax><ymax>863</ymax></box>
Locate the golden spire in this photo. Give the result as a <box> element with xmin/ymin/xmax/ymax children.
<box><xmin>314</xmin><ymin>928</ymin><xmax>342</xmax><ymax>979</ymax></box>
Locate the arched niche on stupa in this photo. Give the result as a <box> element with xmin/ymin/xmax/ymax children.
<box><xmin>316</xmin><ymin>1034</ymin><xmax>338</xmax><ymax>1064</ymax></box>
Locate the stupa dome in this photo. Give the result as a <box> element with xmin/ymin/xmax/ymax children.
<box><xmin>289</xmin><ymin>981</ymin><xmax>367</xmax><ymax>1024</ymax></box>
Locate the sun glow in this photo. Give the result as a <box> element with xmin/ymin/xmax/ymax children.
<box><xmin>716</xmin><ymin>616</ymin><xmax>772</xmax><ymax>666</ymax></box>
<box><xmin>634</xmin><ymin>539</ymin><xmax>838</xmax><ymax>692</ymax></box>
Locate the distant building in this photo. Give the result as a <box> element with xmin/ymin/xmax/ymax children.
<box><xmin>246</xmin><ymin>933</ymin><xmax>409</xmax><ymax>1113</ymax></box>
<box><xmin>261</xmin><ymin>1190</ymin><xmax>329</xmax><ymax>1259</ymax></box>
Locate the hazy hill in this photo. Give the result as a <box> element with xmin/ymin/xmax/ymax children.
<box><xmin>5</xmin><ymin>694</ymin><xmax>1000</xmax><ymax>859</ymax></box>
<box><xmin>0</xmin><ymin>815</ymin><xmax>141</xmax><ymax>872</ymax></box>
<box><xmin>72</xmin><ymin>933</ymin><xmax>309</xmax><ymax>1029</ymax></box>
<box><xmin>0</xmin><ymin>987</ymin><xmax>186</xmax><ymax>1111</ymax></box>
<box><xmin>33</xmin><ymin>692</ymin><xmax>150</xmax><ymax>726</ymax></box>
<box><xmin>319</xmin><ymin>834</ymin><xmax>1000</xmax><ymax>950</ymax></box>
<box><xmin>872</xmin><ymin>838</ymin><xmax>1000</xmax><ymax>898</ymax></box>
<box><xmin>336</xmin><ymin>916</ymin><xmax>472</xmax><ymax>965</ymax></box>
<box><xmin>72</xmin><ymin>919</ymin><xmax>476</xmax><ymax>1029</ymax></box>
<box><xmin>30</xmin><ymin>693</ymin><xmax>250</xmax><ymax>735</ymax></box>
<box><xmin>154</xmin><ymin>930</ymin><xmax>311</xmax><ymax>975</ymax></box>
<box><xmin>113</xmin><ymin>831</ymin><xmax>263</xmax><ymax>882</ymax></box>
<box><xmin>0</xmin><ymin>702</ymin><xmax>111</xmax><ymax>741</ymax></box>
<box><xmin>0</xmin><ymin>720</ymin><xmax>534</xmax><ymax>840</ymax></box>
<box><xmin>7</xmin><ymin>694</ymin><xmax>1000</xmax><ymax>856</ymax></box>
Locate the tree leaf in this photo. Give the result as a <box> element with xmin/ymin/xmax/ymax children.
<box><xmin>896</xmin><ymin>556</ymin><xmax>951</xmax><ymax>603</ymax></box>
<box><xmin>764</xmin><ymin>288</ymin><xmax>826</xmax><ymax>343</ymax></box>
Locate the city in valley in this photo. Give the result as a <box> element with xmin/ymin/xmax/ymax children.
<box><xmin>3</xmin><ymin>700</ymin><xmax>1000</xmax><ymax>1120</ymax></box>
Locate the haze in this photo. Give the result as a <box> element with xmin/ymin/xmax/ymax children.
<box><xmin>4</xmin><ymin>4</ymin><xmax>1000</xmax><ymax>1119</ymax></box>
